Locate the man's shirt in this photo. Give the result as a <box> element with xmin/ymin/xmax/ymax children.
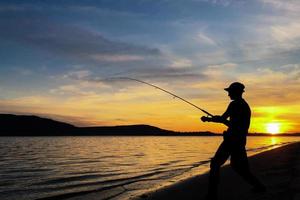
<box><xmin>222</xmin><ymin>98</ymin><xmax>251</xmax><ymax>136</ymax></box>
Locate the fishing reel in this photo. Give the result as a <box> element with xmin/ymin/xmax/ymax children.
<box><xmin>201</xmin><ymin>115</ymin><xmax>223</xmax><ymax>122</ymax></box>
<box><xmin>200</xmin><ymin>116</ymin><xmax>213</xmax><ymax>122</ymax></box>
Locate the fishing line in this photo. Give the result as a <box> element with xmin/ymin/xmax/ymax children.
<box><xmin>112</xmin><ymin>77</ymin><xmax>213</xmax><ymax>117</ymax></box>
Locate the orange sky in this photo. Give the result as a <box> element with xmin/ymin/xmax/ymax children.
<box><xmin>1</xmin><ymin>75</ymin><xmax>300</xmax><ymax>134</ymax></box>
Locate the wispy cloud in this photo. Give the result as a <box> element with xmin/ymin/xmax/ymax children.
<box><xmin>0</xmin><ymin>18</ymin><xmax>160</xmax><ymax>64</ymax></box>
<box><xmin>271</xmin><ymin>23</ymin><xmax>300</xmax><ymax>43</ymax></box>
<box><xmin>261</xmin><ymin>0</ymin><xmax>300</xmax><ymax>12</ymax></box>
<box><xmin>170</xmin><ymin>58</ymin><xmax>193</xmax><ymax>68</ymax></box>
<box><xmin>203</xmin><ymin>63</ymin><xmax>237</xmax><ymax>79</ymax></box>
<box><xmin>12</xmin><ymin>67</ymin><xmax>34</xmax><ymax>76</ymax></box>
<box><xmin>192</xmin><ymin>0</ymin><xmax>242</xmax><ymax>7</ymax></box>
<box><xmin>195</xmin><ymin>32</ymin><xmax>218</xmax><ymax>46</ymax></box>
<box><xmin>90</xmin><ymin>54</ymin><xmax>145</xmax><ymax>62</ymax></box>
<box><xmin>63</xmin><ymin>70</ymin><xmax>91</xmax><ymax>79</ymax></box>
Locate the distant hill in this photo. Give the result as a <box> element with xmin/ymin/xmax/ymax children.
<box><xmin>79</xmin><ymin>125</ymin><xmax>172</xmax><ymax>136</ymax></box>
<box><xmin>0</xmin><ymin>114</ymin><xmax>216</xmax><ymax>136</ymax></box>
<box><xmin>0</xmin><ymin>114</ymin><xmax>76</xmax><ymax>136</ymax></box>
<box><xmin>78</xmin><ymin>125</ymin><xmax>215</xmax><ymax>136</ymax></box>
<box><xmin>1</xmin><ymin>114</ymin><xmax>299</xmax><ymax>136</ymax></box>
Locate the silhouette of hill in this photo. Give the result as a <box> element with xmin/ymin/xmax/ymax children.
<box><xmin>79</xmin><ymin>125</ymin><xmax>171</xmax><ymax>136</ymax></box>
<box><xmin>1</xmin><ymin>114</ymin><xmax>299</xmax><ymax>136</ymax></box>
<box><xmin>0</xmin><ymin>114</ymin><xmax>76</xmax><ymax>136</ymax></box>
<box><xmin>0</xmin><ymin>114</ymin><xmax>216</xmax><ymax>136</ymax></box>
<box><xmin>77</xmin><ymin>125</ymin><xmax>215</xmax><ymax>136</ymax></box>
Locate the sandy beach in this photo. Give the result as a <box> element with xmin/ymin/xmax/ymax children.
<box><xmin>133</xmin><ymin>142</ymin><xmax>300</xmax><ymax>200</ymax></box>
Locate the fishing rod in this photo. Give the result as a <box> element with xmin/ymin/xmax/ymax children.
<box><xmin>115</xmin><ymin>77</ymin><xmax>213</xmax><ymax>117</ymax></box>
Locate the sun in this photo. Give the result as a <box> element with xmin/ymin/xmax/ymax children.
<box><xmin>266</xmin><ymin>123</ymin><xmax>280</xmax><ymax>134</ymax></box>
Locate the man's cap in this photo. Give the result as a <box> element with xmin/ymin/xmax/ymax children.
<box><xmin>224</xmin><ymin>82</ymin><xmax>245</xmax><ymax>93</ymax></box>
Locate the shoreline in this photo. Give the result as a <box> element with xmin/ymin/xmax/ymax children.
<box><xmin>133</xmin><ymin>142</ymin><xmax>300</xmax><ymax>200</ymax></box>
<box><xmin>43</xmin><ymin>141</ymin><xmax>300</xmax><ymax>200</ymax></box>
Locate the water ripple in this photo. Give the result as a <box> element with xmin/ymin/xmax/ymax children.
<box><xmin>0</xmin><ymin>136</ymin><xmax>298</xmax><ymax>200</ymax></box>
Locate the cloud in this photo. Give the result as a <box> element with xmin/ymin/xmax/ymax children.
<box><xmin>50</xmin><ymin>85</ymin><xmax>96</xmax><ymax>96</ymax></box>
<box><xmin>50</xmin><ymin>80</ymin><xmax>110</xmax><ymax>95</ymax></box>
<box><xmin>0</xmin><ymin>4</ymin><xmax>43</xmax><ymax>12</ymax></box>
<box><xmin>170</xmin><ymin>58</ymin><xmax>193</xmax><ymax>68</ymax></box>
<box><xmin>192</xmin><ymin>0</ymin><xmax>241</xmax><ymax>7</ymax></box>
<box><xmin>271</xmin><ymin>23</ymin><xmax>300</xmax><ymax>43</ymax></box>
<box><xmin>249</xmin><ymin>2</ymin><xmax>300</xmax><ymax>67</ymax></box>
<box><xmin>50</xmin><ymin>70</ymin><xmax>112</xmax><ymax>96</ymax></box>
<box><xmin>0</xmin><ymin>96</ymin><xmax>58</xmax><ymax>111</ymax></box>
<box><xmin>236</xmin><ymin>64</ymin><xmax>300</xmax><ymax>106</ymax></box>
<box><xmin>0</xmin><ymin>17</ymin><xmax>160</xmax><ymax>64</ymax></box>
<box><xmin>195</xmin><ymin>32</ymin><xmax>217</xmax><ymax>46</ymax></box>
<box><xmin>12</xmin><ymin>67</ymin><xmax>34</xmax><ymax>76</ymax></box>
<box><xmin>203</xmin><ymin>63</ymin><xmax>237</xmax><ymax>79</ymax></box>
<box><xmin>279</xmin><ymin>63</ymin><xmax>300</xmax><ymax>73</ymax></box>
<box><xmin>63</xmin><ymin>70</ymin><xmax>91</xmax><ymax>79</ymax></box>
<box><xmin>0</xmin><ymin>3</ymin><xmax>145</xmax><ymax>18</ymax></box>
<box><xmin>90</xmin><ymin>54</ymin><xmax>145</xmax><ymax>62</ymax></box>
<box><xmin>261</xmin><ymin>0</ymin><xmax>300</xmax><ymax>13</ymax></box>
<box><xmin>70</xmin><ymin>69</ymin><xmax>206</xmax><ymax>91</ymax></box>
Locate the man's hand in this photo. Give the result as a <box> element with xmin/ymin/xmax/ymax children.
<box><xmin>201</xmin><ymin>116</ymin><xmax>212</xmax><ymax>122</ymax></box>
<box><xmin>201</xmin><ymin>115</ymin><xmax>222</xmax><ymax>122</ymax></box>
<box><xmin>201</xmin><ymin>115</ymin><xmax>230</xmax><ymax>127</ymax></box>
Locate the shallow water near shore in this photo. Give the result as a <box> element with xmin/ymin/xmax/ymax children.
<box><xmin>0</xmin><ymin>136</ymin><xmax>299</xmax><ymax>200</ymax></box>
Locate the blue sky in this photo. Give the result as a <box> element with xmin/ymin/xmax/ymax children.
<box><xmin>1</xmin><ymin>0</ymin><xmax>300</xmax><ymax>132</ymax></box>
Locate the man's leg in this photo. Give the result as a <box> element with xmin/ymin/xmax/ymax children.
<box><xmin>230</xmin><ymin>146</ymin><xmax>266</xmax><ymax>191</ymax></box>
<box><xmin>207</xmin><ymin>141</ymin><xmax>230</xmax><ymax>199</ymax></box>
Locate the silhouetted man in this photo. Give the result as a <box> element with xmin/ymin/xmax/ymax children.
<box><xmin>201</xmin><ymin>82</ymin><xmax>265</xmax><ymax>200</ymax></box>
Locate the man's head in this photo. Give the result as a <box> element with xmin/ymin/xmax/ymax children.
<box><xmin>224</xmin><ymin>82</ymin><xmax>245</xmax><ymax>100</ymax></box>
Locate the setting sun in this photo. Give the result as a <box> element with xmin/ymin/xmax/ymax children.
<box><xmin>266</xmin><ymin>123</ymin><xmax>280</xmax><ymax>134</ymax></box>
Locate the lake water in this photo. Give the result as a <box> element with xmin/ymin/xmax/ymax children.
<box><xmin>0</xmin><ymin>136</ymin><xmax>299</xmax><ymax>200</ymax></box>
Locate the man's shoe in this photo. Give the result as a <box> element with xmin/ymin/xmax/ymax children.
<box><xmin>205</xmin><ymin>193</ymin><xmax>218</xmax><ymax>200</ymax></box>
<box><xmin>251</xmin><ymin>185</ymin><xmax>266</xmax><ymax>193</ymax></box>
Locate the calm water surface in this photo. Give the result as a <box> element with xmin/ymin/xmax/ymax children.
<box><xmin>0</xmin><ymin>136</ymin><xmax>299</xmax><ymax>200</ymax></box>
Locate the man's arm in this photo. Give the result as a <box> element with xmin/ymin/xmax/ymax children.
<box><xmin>201</xmin><ymin>103</ymin><xmax>231</xmax><ymax>126</ymax></box>
<box><xmin>201</xmin><ymin>115</ymin><xmax>230</xmax><ymax>126</ymax></box>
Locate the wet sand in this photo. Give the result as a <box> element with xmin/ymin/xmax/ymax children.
<box><xmin>134</xmin><ymin>142</ymin><xmax>300</xmax><ymax>200</ymax></box>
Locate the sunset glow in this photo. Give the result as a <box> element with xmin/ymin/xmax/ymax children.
<box><xmin>266</xmin><ymin>123</ymin><xmax>280</xmax><ymax>134</ymax></box>
<box><xmin>0</xmin><ymin>1</ymin><xmax>300</xmax><ymax>134</ymax></box>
